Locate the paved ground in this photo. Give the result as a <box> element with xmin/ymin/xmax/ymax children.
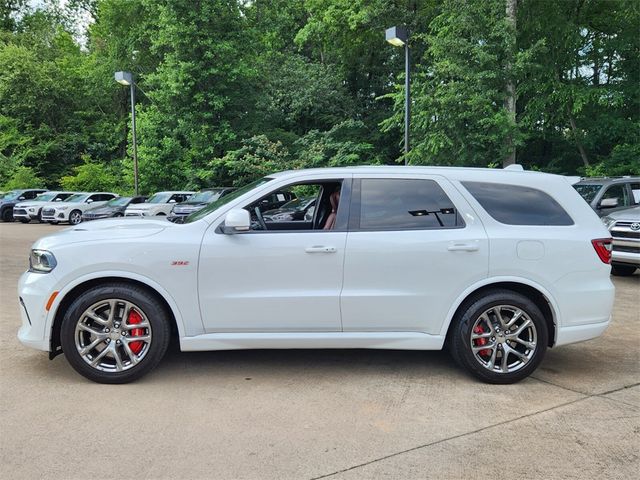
<box><xmin>1</xmin><ymin>222</ymin><xmax>638</xmax><ymax>480</ymax></box>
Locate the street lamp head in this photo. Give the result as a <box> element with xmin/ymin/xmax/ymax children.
<box><xmin>385</xmin><ymin>26</ymin><xmax>408</xmax><ymax>47</ymax></box>
<box><xmin>114</xmin><ymin>71</ymin><xmax>133</xmax><ymax>86</ymax></box>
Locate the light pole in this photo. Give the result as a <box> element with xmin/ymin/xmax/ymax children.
<box><xmin>385</xmin><ymin>26</ymin><xmax>410</xmax><ymax>164</ymax></box>
<box><xmin>115</xmin><ymin>71</ymin><xmax>139</xmax><ymax>195</ymax></box>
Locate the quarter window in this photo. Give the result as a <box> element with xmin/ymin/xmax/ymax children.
<box><xmin>358</xmin><ymin>179</ymin><xmax>463</xmax><ymax>230</ymax></box>
<box><xmin>462</xmin><ymin>181</ymin><xmax>573</xmax><ymax>226</ymax></box>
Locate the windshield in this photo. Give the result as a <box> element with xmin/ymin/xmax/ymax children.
<box><xmin>279</xmin><ymin>196</ymin><xmax>313</xmax><ymax>211</ymax></box>
<box><xmin>573</xmin><ymin>184</ymin><xmax>602</xmax><ymax>203</ymax></box>
<box><xmin>185</xmin><ymin>178</ymin><xmax>273</xmax><ymax>223</ymax></box>
<box><xmin>34</xmin><ymin>192</ymin><xmax>57</xmax><ymax>202</ymax></box>
<box><xmin>64</xmin><ymin>194</ymin><xmax>88</xmax><ymax>203</ymax></box>
<box><xmin>188</xmin><ymin>190</ymin><xmax>222</xmax><ymax>203</ymax></box>
<box><xmin>147</xmin><ymin>193</ymin><xmax>172</xmax><ymax>204</ymax></box>
<box><xmin>105</xmin><ymin>197</ymin><xmax>131</xmax><ymax>207</ymax></box>
<box><xmin>1</xmin><ymin>190</ymin><xmax>22</xmax><ymax>200</ymax></box>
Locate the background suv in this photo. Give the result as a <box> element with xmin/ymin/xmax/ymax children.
<box><xmin>82</xmin><ymin>196</ymin><xmax>147</xmax><ymax>221</ymax></box>
<box><xmin>41</xmin><ymin>192</ymin><xmax>118</xmax><ymax>225</ymax></box>
<box><xmin>602</xmin><ymin>206</ymin><xmax>640</xmax><ymax>276</ymax></box>
<box><xmin>0</xmin><ymin>189</ymin><xmax>48</xmax><ymax>222</ymax></box>
<box><xmin>13</xmin><ymin>191</ymin><xmax>75</xmax><ymax>223</ymax></box>
<box><xmin>125</xmin><ymin>191</ymin><xmax>194</xmax><ymax>217</ymax></box>
<box><xmin>573</xmin><ymin>177</ymin><xmax>640</xmax><ymax>216</ymax></box>
<box><xmin>167</xmin><ymin>188</ymin><xmax>234</xmax><ymax>223</ymax></box>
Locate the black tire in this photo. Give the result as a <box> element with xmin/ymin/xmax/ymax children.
<box><xmin>113</xmin><ymin>212</ymin><xmax>123</xmax><ymax>217</ymax></box>
<box><xmin>1</xmin><ymin>208</ymin><xmax>13</xmax><ymax>222</ymax></box>
<box><xmin>611</xmin><ymin>264</ymin><xmax>637</xmax><ymax>276</ymax></box>
<box><xmin>69</xmin><ymin>209</ymin><xmax>82</xmax><ymax>225</ymax></box>
<box><xmin>49</xmin><ymin>221</ymin><xmax>59</xmax><ymax>225</ymax></box>
<box><xmin>60</xmin><ymin>283</ymin><xmax>171</xmax><ymax>384</ymax></box>
<box><xmin>156</xmin><ymin>212</ymin><xmax>166</xmax><ymax>216</ymax></box>
<box><xmin>19</xmin><ymin>218</ymin><xmax>30</xmax><ymax>224</ymax></box>
<box><xmin>448</xmin><ymin>289</ymin><xmax>548</xmax><ymax>384</ymax></box>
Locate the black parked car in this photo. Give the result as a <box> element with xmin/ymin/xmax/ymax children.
<box><xmin>0</xmin><ymin>189</ymin><xmax>48</xmax><ymax>222</ymax></box>
<box><xmin>263</xmin><ymin>196</ymin><xmax>316</xmax><ymax>222</ymax></box>
<box><xmin>82</xmin><ymin>196</ymin><xmax>147</xmax><ymax>221</ymax></box>
<box><xmin>167</xmin><ymin>188</ymin><xmax>235</xmax><ymax>223</ymax></box>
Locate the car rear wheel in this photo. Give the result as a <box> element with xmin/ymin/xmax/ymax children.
<box><xmin>611</xmin><ymin>264</ymin><xmax>637</xmax><ymax>276</ymax></box>
<box><xmin>448</xmin><ymin>289</ymin><xmax>548</xmax><ymax>384</ymax></box>
<box><xmin>60</xmin><ymin>283</ymin><xmax>171</xmax><ymax>383</ymax></box>
<box><xmin>69</xmin><ymin>210</ymin><xmax>82</xmax><ymax>225</ymax></box>
<box><xmin>18</xmin><ymin>218</ymin><xmax>30</xmax><ymax>223</ymax></box>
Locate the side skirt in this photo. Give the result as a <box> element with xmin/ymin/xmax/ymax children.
<box><xmin>179</xmin><ymin>331</ymin><xmax>445</xmax><ymax>352</ymax></box>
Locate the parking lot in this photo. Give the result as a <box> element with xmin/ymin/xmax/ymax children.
<box><xmin>0</xmin><ymin>222</ymin><xmax>638</xmax><ymax>479</ymax></box>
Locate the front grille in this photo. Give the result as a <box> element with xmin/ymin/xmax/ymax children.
<box><xmin>125</xmin><ymin>212</ymin><xmax>143</xmax><ymax>216</ymax></box>
<box><xmin>611</xmin><ymin>229</ymin><xmax>640</xmax><ymax>239</ymax></box>
<box><xmin>13</xmin><ymin>208</ymin><xmax>27</xmax><ymax>216</ymax></box>
<box><xmin>42</xmin><ymin>208</ymin><xmax>55</xmax><ymax>216</ymax></box>
<box><xmin>613</xmin><ymin>245</ymin><xmax>640</xmax><ymax>254</ymax></box>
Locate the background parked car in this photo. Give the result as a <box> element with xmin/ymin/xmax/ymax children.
<box><xmin>41</xmin><ymin>192</ymin><xmax>118</xmax><ymax>225</ymax></box>
<box><xmin>167</xmin><ymin>188</ymin><xmax>235</xmax><ymax>223</ymax></box>
<box><xmin>13</xmin><ymin>191</ymin><xmax>76</xmax><ymax>223</ymax></box>
<box><xmin>602</xmin><ymin>206</ymin><xmax>640</xmax><ymax>276</ymax></box>
<box><xmin>263</xmin><ymin>196</ymin><xmax>316</xmax><ymax>222</ymax></box>
<box><xmin>82</xmin><ymin>196</ymin><xmax>147</xmax><ymax>221</ymax></box>
<box><xmin>0</xmin><ymin>189</ymin><xmax>48</xmax><ymax>222</ymax></box>
<box><xmin>125</xmin><ymin>191</ymin><xmax>194</xmax><ymax>217</ymax></box>
<box><xmin>573</xmin><ymin>177</ymin><xmax>640</xmax><ymax>216</ymax></box>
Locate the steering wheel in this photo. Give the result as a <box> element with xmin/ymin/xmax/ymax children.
<box><xmin>254</xmin><ymin>206</ymin><xmax>267</xmax><ymax>230</ymax></box>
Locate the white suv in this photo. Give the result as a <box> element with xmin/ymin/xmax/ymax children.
<box><xmin>124</xmin><ymin>191</ymin><xmax>194</xmax><ymax>217</ymax></box>
<box><xmin>41</xmin><ymin>192</ymin><xmax>119</xmax><ymax>225</ymax></box>
<box><xmin>17</xmin><ymin>167</ymin><xmax>614</xmax><ymax>384</ymax></box>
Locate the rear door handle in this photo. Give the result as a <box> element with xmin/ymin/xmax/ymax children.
<box><xmin>305</xmin><ymin>246</ymin><xmax>337</xmax><ymax>254</ymax></box>
<box><xmin>447</xmin><ymin>241</ymin><xmax>479</xmax><ymax>252</ymax></box>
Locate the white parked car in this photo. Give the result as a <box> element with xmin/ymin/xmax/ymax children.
<box><xmin>124</xmin><ymin>191</ymin><xmax>194</xmax><ymax>217</ymax></box>
<box><xmin>41</xmin><ymin>192</ymin><xmax>118</xmax><ymax>225</ymax></box>
<box><xmin>18</xmin><ymin>166</ymin><xmax>614</xmax><ymax>384</ymax></box>
<box><xmin>13</xmin><ymin>191</ymin><xmax>77</xmax><ymax>223</ymax></box>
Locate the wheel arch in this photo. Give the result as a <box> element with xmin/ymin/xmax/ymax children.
<box><xmin>441</xmin><ymin>278</ymin><xmax>558</xmax><ymax>347</ymax></box>
<box><xmin>49</xmin><ymin>274</ymin><xmax>184</xmax><ymax>355</ymax></box>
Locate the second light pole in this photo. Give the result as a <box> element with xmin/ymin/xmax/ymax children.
<box><xmin>115</xmin><ymin>71</ymin><xmax>139</xmax><ymax>195</ymax></box>
<box><xmin>385</xmin><ymin>26</ymin><xmax>410</xmax><ymax>164</ymax></box>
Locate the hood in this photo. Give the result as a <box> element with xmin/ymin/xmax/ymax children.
<box><xmin>608</xmin><ymin>206</ymin><xmax>640</xmax><ymax>221</ymax></box>
<box><xmin>33</xmin><ymin>218</ymin><xmax>174</xmax><ymax>250</ymax></box>
<box><xmin>21</xmin><ymin>200</ymin><xmax>67</xmax><ymax>209</ymax></box>
<box><xmin>126</xmin><ymin>203</ymin><xmax>166</xmax><ymax>211</ymax></box>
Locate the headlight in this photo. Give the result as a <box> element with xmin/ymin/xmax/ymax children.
<box><xmin>57</xmin><ymin>206</ymin><xmax>70</xmax><ymax>211</ymax></box>
<box><xmin>29</xmin><ymin>249</ymin><xmax>57</xmax><ymax>273</ymax></box>
<box><xmin>601</xmin><ymin>216</ymin><xmax>616</xmax><ymax>230</ymax></box>
<box><xmin>28</xmin><ymin>208</ymin><xmax>35</xmax><ymax>212</ymax></box>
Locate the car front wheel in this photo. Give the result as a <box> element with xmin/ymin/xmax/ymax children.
<box><xmin>69</xmin><ymin>210</ymin><xmax>82</xmax><ymax>225</ymax></box>
<box><xmin>449</xmin><ymin>289</ymin><xmax>548</xmax><ymax>384</ymax></box>
<box><xmin>60</xmin><ymin>283</ymin><xmax>171</xmax><ymax>383</ymax></box>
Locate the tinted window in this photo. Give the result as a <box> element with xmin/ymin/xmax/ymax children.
<box><xmin>359</xmin><ymin>179</ymin><xmax>462</xmax><ymax>230</ymax></box>
<box><xmin>463</xmin><ymin>181</ymin><xmax>573</xmax><ymax>226</ymax></box>
<box><xmin>573</xmin><ymin>184</ymin><xmax>601</xmax><ymax>203</ymax></box>
<box><xmin>631</xmin><ymin>183</ymin><xmax>640</xmax><ymax>204</ymax></box>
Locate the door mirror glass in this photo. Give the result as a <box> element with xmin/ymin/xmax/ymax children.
<box><xmin>222</xmin><ymin>209</ymin><xmax>251</xmax><ymax>234</ymax></box>
<box><xmin>600</xmin><ymin>198</ymin><xmax>618</xmax><ymax>208</ymax></box>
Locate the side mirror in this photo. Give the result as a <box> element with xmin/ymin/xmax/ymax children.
<box><xmin>222</xmin><ymin>209</ymin><xmax>250</xmax><ymax>234</ymax></box>
<box><xmin>169</xmin><ymin>199</ymin><xmax>176</xmax><ymax>203</ymax></box>
<box><xmin>600</xmin><ymin>198</ymin><xmax>618</xmax><ymax>208</ymax></box>
<box><xmin>18</xmin><ymin>196</ymin><xmax>25</xmax><ymax>201</ymax></box>
<box><xmin>86</xmin><ymin>199</ymin><xmax>93</xmax><ymax>203</ymax></box>
<box><xmin>55</xmin><ymin>198</ymin><xmax>62</xmax><ymax>202</ymax></box>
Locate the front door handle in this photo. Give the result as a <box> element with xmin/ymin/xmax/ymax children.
<box><xmin>447</xmin><ymin>242</ymin><xmax>479</xmax><ymax>252</ymax></box>
<box><xmin>305</xmin><ymin>246</ymin><xmax>337</xmax><ymax>254</ymax></box>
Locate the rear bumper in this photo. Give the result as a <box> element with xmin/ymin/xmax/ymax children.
<box><xmin>555</xmin><ymin>318</ymin><xmax>611</xmax><ymax>346</ymax></box>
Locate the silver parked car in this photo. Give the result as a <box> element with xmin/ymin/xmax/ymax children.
<box><xmin>602</xmin><ymin>206</ymin><xmax>640</xmax><ymax>276</ymax></box>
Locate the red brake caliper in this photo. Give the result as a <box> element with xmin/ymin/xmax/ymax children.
<box><xmin>127</xmin><ymin>309</ymin><xmax>145</xmax><ymax>355</ymax></box>
<box><xmin>473</xmin><ymin>325</ymin><xmax>491</xmax><ymax>357</ymax></box>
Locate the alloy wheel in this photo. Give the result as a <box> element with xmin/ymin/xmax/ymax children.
<box><xmin>69</xmin><ymin>211</ymin><xmax>82</xmax><ymax>225</ymax></box>
<box><xmin>74</xmin><ymin>299</ymin><xmax>152</xmax><ymax>372</ymax></box>
<box><xmin>469</xmin><ymin>305</ymin><xmax>537</xmax><ymax>374</ymax></box>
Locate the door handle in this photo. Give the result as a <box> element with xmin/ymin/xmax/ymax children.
<box><xmin>305</xmin><ymin>246</ymin><xmax>337</xmax><ymax>254</ymax></box>
<box><xmin>447</xmin><ymin>242</ymin><xmax>479</xmax><ymax>252</ymax></box>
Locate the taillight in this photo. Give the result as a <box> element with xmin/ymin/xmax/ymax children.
<box><xmin>591</xmin><ymin>238</ymin><xmax>612</xmax><ymax>264</ymax></box>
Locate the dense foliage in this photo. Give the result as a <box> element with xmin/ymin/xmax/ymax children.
<box><xmin>1</xmin><ymin>0</ymin><xmax>638</xmax><ymax>193</ymax></box>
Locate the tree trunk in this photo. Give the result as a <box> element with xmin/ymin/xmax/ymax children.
<box><xmin>568</xmin><ymin>114</ymin><xmax>590</xmax><ymax>167</ymax></box>
<box><xmin>503</xmin><ymin>0</ymin><xmax>517</xmax><ymax>167</ymax></box>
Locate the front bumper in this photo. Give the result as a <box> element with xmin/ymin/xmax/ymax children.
<box><xmin>41</xmin><ymin>209</ymin><xmax>69</xmax><ymax>222</ymax></box>
<box><xmin>13</xmin><ymin>209</ymin><xmax>38</xmax><ymax>221</ymax></box>
<box><xmin>17</xmin><ymin>270</ymin><xmax>59</xmax><ymax>352</ymax></box>
<box><xmin>82</xmin><ymin>213</ymin><xmax>111</xmax><ymax>221</ymax></box>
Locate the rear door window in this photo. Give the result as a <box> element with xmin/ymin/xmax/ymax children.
<box><xmin>356</xmin><ymin>178</ymin><xmax>463</xmax><ymax>230</ymax></box>
<box><xmin>462</xmin><ymin>181</ymin><xmax>573</xmax><ymax>226</ymax></box>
